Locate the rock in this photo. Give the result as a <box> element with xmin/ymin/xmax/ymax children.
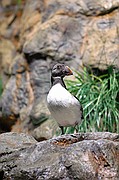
<box><xmin>19</xmin><ymin>0</ymin><xmax>41</xmax><ymax>47</ymax></box>
<box><xmin>0</xmin><ymin>54</ymin><xmax>34</xmax><ymax>132</ymax></box>
<box><xmin>0</xmin><ymin>0</ymin><xmax>119</xmax><ymax>136</ymax></box>
<box><xmin>30</xmin><ymin>98</ymin><xmax>61</xmax><ymax>141</ymax></box>
<box><xmin>0</xmin><ymin>132</ymin><xmax>37</xmax><ymax>146</ymax></box>
<box><xmin>23</xmin><ymin>0</ymin><xmax>119</xmax><ymax>70</ymax></box>
<box><xmin>1</xmin><ymin>0</ymin><xmax>12</xmax><ymax>7</ymax></box>
<box><xmin>0</xmin><ymin>132</ymin><xmax>119</xmax><ymax>179</ymax></box>
<box><xmin>30</xmin><ymin>99</ymin><xmax>50</xmax><ymax>126</ymax></box>
<box><xmin>0</xmin><ymin>39</ymin><xmax>16</xmax><ymax>87</ymax></box>
<box><xmin>32</xmin><ymin>118</ymin><xmax>60</xmax><ymax>141</ymax></box>
<box><xmin>1</xmin><ymin>56</ymin><xmax>30</xmax><ymax>110</ymax></box>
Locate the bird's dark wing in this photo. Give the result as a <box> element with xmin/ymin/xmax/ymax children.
<box><xmin>74</xmin><ymin>95</ymin><xmax>84</xmax><ymax>119</ymax></box>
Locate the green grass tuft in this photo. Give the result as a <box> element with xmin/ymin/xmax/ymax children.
<box><xmin>65</xmin><ymin>66</ymin><xmax>119</xmax><ymax>134</ymax></box>
<box><xmin>16</xmin><ymin>0</ymin><xmax>22</xmax><ymax>5</ymax></box>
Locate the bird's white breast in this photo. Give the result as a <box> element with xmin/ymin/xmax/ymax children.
<box><xmin>47</xmin><ymin>83</ymin><xmax>76</xmax><ymax>106</ymax></box>
<box><xmin>47</xmin><ymin>83</ymin><xmax>82</xmax><ymax>127</ymax></box>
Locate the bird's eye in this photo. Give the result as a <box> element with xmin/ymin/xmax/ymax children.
<box><xmin>57</xmin><ymin>65</ymin><xmax>61</xmax><ymax>69</ymax></box>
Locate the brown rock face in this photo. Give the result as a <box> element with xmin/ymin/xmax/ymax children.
<box><xmin>0</xmin><ymin>0</ymin><xmax>119</xmax><ymax>134</ymax></box>
<box><xmin>23</xmin><ymin>0</ymin><xmax>119</xmax><ymax>69</ymax></box>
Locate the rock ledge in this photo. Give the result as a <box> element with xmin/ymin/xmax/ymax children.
<box><xmin>0</xmin><ymin>132</ymin><xmax>119</xmax><ymax>180</ymax></box>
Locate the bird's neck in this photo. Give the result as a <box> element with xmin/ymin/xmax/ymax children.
<box><xmin>51</xmin><ymin>76</ymin><xmax>66</xmax><ymax>89</ymax></box>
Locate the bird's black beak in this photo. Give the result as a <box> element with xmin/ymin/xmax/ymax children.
<box><xmin>64</xmin><ymin>66</ymin><xmax>73</xmax><ymax>76</ymax></box>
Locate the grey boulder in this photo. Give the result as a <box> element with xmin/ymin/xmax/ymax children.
<box><xmin>0</xmin><ymin>132</ymin><xmax>119</xmax><ymax>180</ymax></box>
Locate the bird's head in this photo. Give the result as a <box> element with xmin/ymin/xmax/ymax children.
<box><xmin>51</xmin><ymin>63</ymin><xmax>73</xmax><ymax>78</ymax></box>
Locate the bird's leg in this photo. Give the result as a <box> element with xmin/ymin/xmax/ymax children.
<box><xmin>60</xmin><ymin>126</ymin><xmax>64</xmax><ymax>135</ymax></box>
<box><xmin>74</xmin><ymin>122</ymin><xmax>79</xmax><ymax>133</ymax></box>
<box><xmin>75</xmin><ymin>126</ymin><xmax>79</xmax><ymax>133</ymax></box>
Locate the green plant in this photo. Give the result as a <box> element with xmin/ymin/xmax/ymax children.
<box><xmin>65</xmin><ymin>66</ymin><xmax>119</xmax><ymax>134</ymax></box>
<box><xmin>17</xmin><ymin>0</ymin><xmax>21</xmax><ymax>5</ymax></box>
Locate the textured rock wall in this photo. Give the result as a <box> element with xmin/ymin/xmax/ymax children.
<box><xmin>0</xmin><ymin>132</ymin><xmax>119</xmax><ymax>180</ymax></box>
<box><xmin>0</xmin><ymin>0</ymin><xmax>119</xmax><ymax>136</ymax></box>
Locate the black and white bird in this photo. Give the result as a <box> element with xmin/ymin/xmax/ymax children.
<box><xmin>47</xmin><ymin>63</ymin><xmax>83</xmax><ymax>134</ymax></box>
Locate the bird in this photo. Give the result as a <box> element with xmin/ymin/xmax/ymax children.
<box><xmin>47</xmin><ymin>63</ymin><xmax>83</xmax><ymax>134</ymax></box>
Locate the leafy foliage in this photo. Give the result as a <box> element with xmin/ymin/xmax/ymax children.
<box><xmin>16</xmin><ymin>0</ymin><xmax>22</xmax><ymax>5</ymax></box>
<box><xmin>65</xmin><ymin>66</ymin><xmax>119</xmax><ymax>134</ymax></box>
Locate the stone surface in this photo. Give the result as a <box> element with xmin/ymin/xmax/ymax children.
<box><xmin>0</xmin><ymin>39</ymin><xmax>16</xmax><ymax>87</ymax></box>
<box><xmin>23</xmin><ymin>0</ymin><xmax>119</xmax><ymax>69</ymax></box>
<box><xmin>0</xmin><ymin>0</ymin><xmax>119</xmax><ymax>136</ymax></box>
<box><xmin>0</xmin><ymin>132</ymin><xmax>119</xmax><ymax>180</ymax></box>
<box><xmin>32</xmin><ymin>118</ymin><xmax>60</xmax><ymax>141</ymax></box>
